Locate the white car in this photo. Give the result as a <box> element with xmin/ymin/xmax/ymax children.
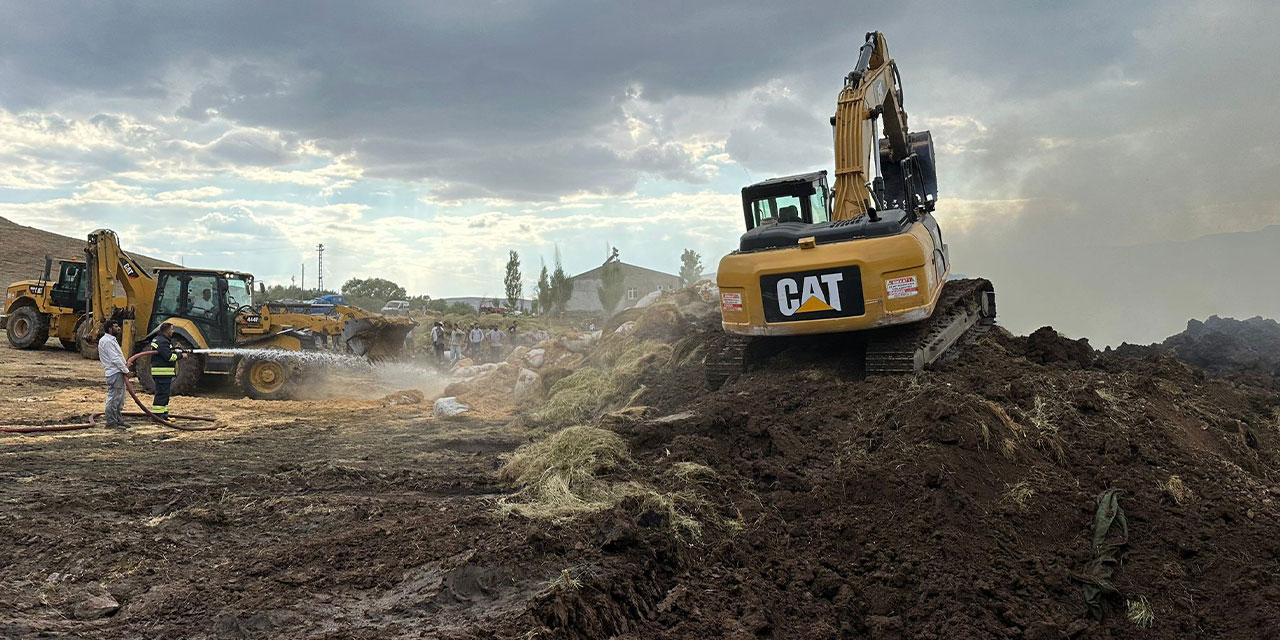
<box><xmin>380</xmin><ymin>300</ymin><xmax>410</xmax><ymax>316</ymax></box>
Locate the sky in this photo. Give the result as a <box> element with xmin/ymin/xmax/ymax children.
<box><xmin>1</xmin><ymin>1</ymin><xmax>1277</xmax><ymax>345</ymax></box>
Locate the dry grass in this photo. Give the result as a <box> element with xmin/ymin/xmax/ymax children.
<box><xmin>530</xmin><ymin>367</ymin><xmax>617</xmax><ymax>427</ymax></box>
<box><xmin>532</xmin><ymin>339</ymin><xmax>673</xmax><ymax>427</ymax></box>
<box><xmin>1127</xmin><ymin>596</ymin><xmax>1155</xmax><ymax>628</ymax></box>
<box><xmin>498</xmin><ymin>425</ymin><xmax>634</xmax><ymax>517</ymax></box>
<box><xmin>547</xmin><ymin>568</ymin><xmax>582</xmax><ymax>592</ymax></box>
<box><xmin>1002</xmin><ymin>480</ymin><xmax>1036</xmax><ymax>510</ymax></box>
<box><xmin>1160</xmin><ymin>475</ymin><xmax>1194</xmax><ymax>504</ymax></box>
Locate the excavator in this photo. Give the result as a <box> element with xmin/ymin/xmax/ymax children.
<box><xmin>707</xmin><ymin>31</ymin><xmax>995</xmax><ymax>388</ymax></box>
<box><xmin>78</xmin><ymin>229</ymin><xmax>416</xmax><ymax>400</ymax></box>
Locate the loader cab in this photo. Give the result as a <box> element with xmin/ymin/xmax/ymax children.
<box><xmin>740</xmin><ymin>171</ymin><xmax>831</xmax><ymax>231</ymax></box>
<box><xmin>47</xmin><ymin>258</ymin><xmax>88</xmax><ymax>312</ymax></box>
<box><xmin>150</xmin><ymin>269</ymin><xmax>254</xmax><ymax>348</ymax></box>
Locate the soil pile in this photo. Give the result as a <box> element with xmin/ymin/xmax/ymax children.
<box><xmin>1161</xmin><ymin>315</ymin><xmax>1280</xmax><ymax>377</ymax></box>
<box><xmin>530</xmin><ymin>322</ymin><xmax>1280</xmax><ymax>639</ymax></box>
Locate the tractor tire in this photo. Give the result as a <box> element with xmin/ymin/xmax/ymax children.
<box><xmin>237</xmin><ymin>354</ymin><xmax>300</xmax><ymax>401</ymax></box>
<box><xmin>6</xmin><ymin>306</ymin><xmax>50</xmax><ymax>350</ymax></box>
<box><xmin>75</xmin><ymin>315</ymin><xmax>98</xmax><ymax>360</ymax></box>
<box><xmin>133</xmin><ymin>337</ymin><xmax>205</xmax><ymax>396</ymax></box>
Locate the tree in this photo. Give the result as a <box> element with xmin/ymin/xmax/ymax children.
<box><xmin>425</xmin><ymin>298</ymin><xmax>450</xmax><ymax>313</ymax></box>
<box><xmin>446</xmin><ymin>301</ymin><xmax>477</xmax><ymax>315</ymax></box>
<box><xmin>503</xmin><ymin>250</ymin><xmax>523</xmax><ymax>310</ymax></box>
<box><xmin>341</xmin><ymin>277</ymin><xmax>407</xmax><ymax>311</ymax></box>
<box><xmin>535</xmin><ymin>262</ymin><xmax>552</xmax><ymax>316</ymax></box>
<box><xmin>261</xmin><ymin>284</ymin><xmax>336</xmax><ymax>302</ymax></box>
<box><xmin>549</xmin><ymin>247</ymin><xmax>572</xmax><ymax>315</ymax></box>
<box><xmin>679</xmin><ymin>249</ymin><xmax>704</xmax><ymax>286</ymax></box>
<box><xmin>597</xmin><ymin>249</ymin><xmax>624</xmax><ymax>315</ymax></box>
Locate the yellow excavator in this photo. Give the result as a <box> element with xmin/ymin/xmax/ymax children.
<box><xmin>708</xmin><ymin>31</ymin><xmax>995</xmax><ymax>387</ymax></box>
<box><xmin>82</xmin><ymin>229</ymin><xmax>416</xmax><ymax>399</ymax></box>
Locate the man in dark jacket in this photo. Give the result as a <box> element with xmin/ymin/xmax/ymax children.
<box><xmin>149</xmin><ymin>322</ymin><xmax>187</xmax><ymax>419</ymax></box>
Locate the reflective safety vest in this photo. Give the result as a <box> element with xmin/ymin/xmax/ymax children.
<box><xmin>150</xmin><ymin>334</ymin><xmax>179</xmax><ymax>377</ymax></box>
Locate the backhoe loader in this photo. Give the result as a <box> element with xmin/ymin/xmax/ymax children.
<box><xmin>80</xmin><ymin>229</ymin><xmax>416</xmax><ymax>400</ymax></box>
<box><xmin>3</xmin><ymin>256</ymin><xmax>92</xmax><ymax>352</ymax></box>
<box><xmin>708</xmin><ymin>31</ymin><xmax>995</xmax><ymax>388</ymax></box>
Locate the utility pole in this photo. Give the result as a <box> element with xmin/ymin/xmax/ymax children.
<box><xmin>316</xmin><ymin>243</ymin><xmax>325</xmax><ymax>292</ymax></box>
<box><xmin>302</xmin><ymin>263</ymin><xmax>306</xmax><ymax>293</ymax></box>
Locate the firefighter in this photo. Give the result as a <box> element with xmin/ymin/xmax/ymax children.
<box><xmin>149</xmin><ymin>322</ymin><xmax>188</xmax><ymax>420</ymax></box>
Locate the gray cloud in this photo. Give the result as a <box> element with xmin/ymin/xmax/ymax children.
<box><xmin>2</xmin><ymin>0</ymin><xmax>1279</xmax><ymax>342</ymax></box>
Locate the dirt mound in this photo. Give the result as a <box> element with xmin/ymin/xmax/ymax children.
<box><xmin>0</xmin><ymin>216</ymin><xmax>176</xmax><ymax>287</ymax></box>
<box><xmin>1161</xmin><ymin>315</ymin><xmax>1280</xmax><ymax>377</ymax></box>
<box><xmin>529</xmin><ymin>324</ymin><xmax>1280</xmax><ymax>639</ymax></box>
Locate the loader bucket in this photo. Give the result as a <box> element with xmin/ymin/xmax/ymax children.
<box><xmin>341</xmin><ymin>316</ymin><xmax>417</xmax><ymax>360</ymax></box>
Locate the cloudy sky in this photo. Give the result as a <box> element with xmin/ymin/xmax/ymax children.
<box><xmin>1</xmin><ymin>1</ymin><xmax>1277</xmax><ymax>344</ymax></box>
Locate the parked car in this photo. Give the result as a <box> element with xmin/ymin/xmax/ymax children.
<box><xmin>380</xmin><ymin>300</ymin><xmax>411</xmax><ymax>316</ymax></box>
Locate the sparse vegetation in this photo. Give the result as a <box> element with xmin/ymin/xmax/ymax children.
<box><xmin>1002</xmin><ymin>480</ymin><xmax>1036</xmax><ymax>509</ymax></box>
<box><xmin>1161</xmin><ymin>474</ymin><xmax>1193</xmax><ymax>504</ymax></box>
<box><xmin>1127</xmin><ymin>596</ymin><xmax>1155</xmax><ymax>628</ymax></box>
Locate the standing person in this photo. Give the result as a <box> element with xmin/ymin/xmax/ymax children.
<box><xmin>449</xmin><ymin>322</ymin><xmax>465</xmax><ymax>364</ymax></box>
<box><xmin>98</xmin><ymin>319</ymin><xmax>131</xmax><ymax>429</ymax></box>
<box><xmin>487</xmin><ymin>325</ymin><xmax>506</xmax><ymax>363</ymax></box>
<box><xmin>468</xmin><ymin>322</ymin><xmax>485</xmax><ymax>362</ymax></box>
<box><xmin>149</xmin><ymin>322</ymin><xmax>187</xmax><ymax>421</ymax></box>
<box><xmin>430</xmin><ymin>321</ymin><xmax>446</xmax><ymax>362</ymax></box>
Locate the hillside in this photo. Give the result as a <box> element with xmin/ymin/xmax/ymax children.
<box><xmin>0</xmin><ymin>216</ymin><xmax>177</xmax><ymax>288</ymax></box>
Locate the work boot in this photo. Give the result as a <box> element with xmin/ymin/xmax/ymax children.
<box><xmin>105</xmin><ymin>421</ymin><xmax>130</xmax><ymax>431</ymax></box>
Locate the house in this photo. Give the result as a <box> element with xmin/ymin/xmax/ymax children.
<box><xmin>566</xmin><ymin>261</ymin><xmax>682</xmax><ymax>313</ymax></box>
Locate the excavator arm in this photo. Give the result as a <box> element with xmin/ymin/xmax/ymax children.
<box><xmin>831</xmin><ymin>31</ymin><xmax>937</xmax><ymax>222</ymax></box>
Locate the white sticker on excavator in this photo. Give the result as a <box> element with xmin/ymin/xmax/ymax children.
<box><xmin>886</xmin><ymin>276</ymin><xmax>918</xmax><ymax>299</ymax></box>
<box><xmin>721</xmin><ymin>292</ymin><xmax>742</xmax><ymax>312</ymax></box>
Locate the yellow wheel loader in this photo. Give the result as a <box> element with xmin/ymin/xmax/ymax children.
<box><xmin>3</xmin><ymin>256</ymin><xmax>91</xmax><ymax>352</ymax></box>
<box><xmin>83</xmin><ymin>229</ymin><xmax>417</xmax><ymax>400</ymax></box>
<box><xmin>708</xmin><ymin>32</ymin><xmax>995</xmax><ymax>388</ymax></box>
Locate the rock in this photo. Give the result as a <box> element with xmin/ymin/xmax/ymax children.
<box><xmin>433</xmin><ymin>397</ymin><xmax>472</xmax><ymax>418</ymax></box>
<box><xmin>524</xmin><ymin>348</ymin><xmax>546</xmax><ymax>369</ymax></box>
<box><xmin>560</xmin><ymin>332</ymin><xmax>598</xmax><ymax>354</ymax></box>
<box><xmin>73</xmin><ymin>593</ymin><xmax>120</xmax><ymax>620</ymax></box>
<box><xmin>450</xmin><ymin>358</ymin><xmax>475</xmax><ymax>371</ymax></box>
<box><xmin>453</xmin><ymin>362</ymin><xmax>501</xmax><ymax>379</ymax></box>
<box><xmin>634</xmin><ymin>290</ymin><xmax>663</xmax><ymax>308</ymax></box>
<box><xmin>613</xmin><ymin>321</ymin><xmax>637</xmax><ymax>336</ymax></box>
<box><xmin>513</xmin><ymin>368</ymin><xmax>541</xmax><ymax>403</ymax></box>
<box><xmin>506</xmin><ymin>345</ymin><xmax>530</xmax><ymax>365</ymax></box>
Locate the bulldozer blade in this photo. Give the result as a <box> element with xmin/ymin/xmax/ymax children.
<box><xmin>341</xmin><ymin>316</ymin><xmax>417</xmax><ymax>360</ymax></box>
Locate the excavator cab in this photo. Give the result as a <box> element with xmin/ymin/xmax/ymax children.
<box><xmin>741</xmin><ymin>171</ymin><xmax>831</xmax><ymax>230</ymax></box>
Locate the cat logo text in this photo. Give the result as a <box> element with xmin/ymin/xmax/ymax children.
<box><xmin>776</xmin><ymin>273</ymin><xmax>843</xmax><ymax>317</ymax></box>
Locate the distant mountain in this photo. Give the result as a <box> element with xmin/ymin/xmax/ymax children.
<box><xmin>0</xmin><ymin>216</ymin><xmax>177</xmax><ymax>288</ymax></box>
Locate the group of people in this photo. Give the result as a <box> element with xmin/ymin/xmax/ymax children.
<box><xmin>428</xmin><ymin>320</ymin><xmax>518</xmax><ymax>365</ymax></box>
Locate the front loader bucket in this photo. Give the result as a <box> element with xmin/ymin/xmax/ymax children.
<box><xmin>341</xmin><ymin>316</ymin><xmax>417</xmax><ymax>360</ymax></box>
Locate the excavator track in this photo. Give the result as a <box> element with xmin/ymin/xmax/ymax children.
<box><xmin>704</xmin><ymin>278</ymin><xmax>995</xmax><ymax>388</ymax></box>
<box><xmin>865</xmin><ymin>278</ymin><xmax>996</xmax><ymax>375</ymax></box>
<box><xmin>704</xmin><ymin>334</ymin><xmax>751</xmax><ymax>390</ymax></box>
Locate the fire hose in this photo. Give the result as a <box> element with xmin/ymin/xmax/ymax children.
<box><xmin>1</xmin><ymin>350</ymin><xmax>218</xmax><ymax>434</ymax></box>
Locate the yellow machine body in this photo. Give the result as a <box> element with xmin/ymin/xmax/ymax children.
<box><xmin>717</xmin><ymin>216</ymin><xmax>947</xmax><ymax>336</ymax></box>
